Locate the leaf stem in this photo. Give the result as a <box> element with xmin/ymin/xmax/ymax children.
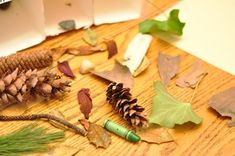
<box><xmin>189</xmin><ymin>74</ymin><xmax>206</xmax><ymax>104</ymax></box>
<box><xmin>0</xmin><ymin>114</ymin><xmax>87</xmax><ymax>136</ymax></box>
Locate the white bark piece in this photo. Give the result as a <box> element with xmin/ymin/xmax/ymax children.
<box><xmin>123</xmin><ymin>33</ymin><xmax>152</xmax><ymax>73</ymax></box>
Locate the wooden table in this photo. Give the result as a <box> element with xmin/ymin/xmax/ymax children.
<box><xmin>1</xmin><ymin>0</ymin><xmax>235</xmax><ymax>155</ymax></box>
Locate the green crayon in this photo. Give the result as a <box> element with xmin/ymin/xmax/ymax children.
<box><xmin>103</xmin><ymin>119</ymin><xmax>141</xmax><ymax>143</ymax></box>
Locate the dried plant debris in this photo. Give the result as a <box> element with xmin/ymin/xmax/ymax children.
<box><xmin>0</xmin><ymin>68</ymin><xmax>71</xmax><ymax>110</ymax></box>
<box><xmin>123</xmin><ymin>33</ymin><xmax>152</xmax><ymax>74</ymax></box>
<box><xmin>82</xmin><ymin>28</ymin><xmax>98</xmax><ymax>46</ymax></box>
<box><xmin>106</xmin><ymin>82</ymin><xmax>148</xmax><ymax>128</ymax></box>
<box><xmin>79</xmin><ymin>59</ymin><xmax>95</xmax><ymax>74</ymax></box>
<box><xmin>133</xmin><ymin>57</ymin><xmax>150</xmax><ymax>77</ymax></box>
<box><xmin>136</xmin><ymin>125</ymin><xmax>173</xmax><ymax>144</ymax></box>
<box><xmin>59</xmin><ymin>20</ymin><xmax>76</xmax><ymax>31</ymax></box>
<box><xmin>77</xmin><ymin>88</ymin><xmax>93</xmax><ymax>119</ymax></box>
<box><xmin>209</xmin><ymin>87</ymin><xmax>235</xmax><ymax>127</ymax></box>
<box><xmin>91</xmin><ymin>60</ymin><xmax>134</xmax><ymax>88</ymax></box>
<box><xmin>0</xmin><ymin>124</ymin><xmax>64</xmax><ymax>155</ymax></box>
<box><xmin>139</xmin><ymin>9</ymin><xmax>185</xmax><ymax>36</ymax></box>
<box><xmin>105</xmin><ymin>39</ymin><xmax>118</xmax><ymax>59</ymax></box>
<box><xmin>31</xmin><ymin>145</ymin><xmax>80</xmax><ymax>156</ymax></box>
<box><xmin>80</xmin><ymin>119</ymin><xmax>111</xmax><ymax>148</ymax></box>
<box><xmin>176</xmin><ymin>60</ymin><xmax>207</xmax><ymax>88</ymax></box>
<box><xmin>149</xmin><ymin>81</ymin><xmax>202</xmax><ymax>128</ymax></box>
<box><xmin>158</xmin><ymin>53</ymin><xmax>180</xmax><ymax>86</ymax></box>
<box><xmin>0</xmin><ymin>49</ymin><xmax>53</xmax><ymax>76</ymax></box>
<box><xmin>68</xmin><ymin>45</ymin><xmax>106</xmax><ymax>55</ymax></box>
<box><xmin>0</xmin><ymin>1</ymin><xmax>12</xmax><ymax>10</ymax></box>
<box><xmin>49</xmin><ymin>110</ymin><xmax>68</xmax><ymax>130</ymax></box>
<box><xmin>57</xmin><ymin>61</ymin><xmax>75</xmax><ymax>78</ymax></box>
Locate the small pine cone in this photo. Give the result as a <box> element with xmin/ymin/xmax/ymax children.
<box><xmin>0</xmin><ymin>49</ymin><xmax>53</xmax><ymax>77</ymax></box>
<box><xmin>0</xmin><ymin>68</ymin><xmax>71</xmax><ymax>110</ymax></box>
<box><xmin>106</xmin><ymin>82</ymin><xmax>148</xmax><ymax>128</ymax></box>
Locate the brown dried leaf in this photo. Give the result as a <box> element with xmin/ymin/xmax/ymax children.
<box><xmin>82</xmin><ymin>28</ymin><xmax>98</xmax><ymax>46</ymax></box>
<box><xmin>30</xmin><ymin>145</ymin><xmax>80</xmax><ymax>156</ymax></box>
<box><xmin>176</xmin><ymin>60</ymin><xmax>207</xmax><ymax>88</ymax></box>
<box><xmin>133</xmin><ymin>57</ymin><xmax>150</xmax><ymax>77</ymax></box>
<box><xmin>80</xmin><ymin>120</ymin><xmax>111</xmax><ymax>148</ymax></box>
<box><xmin>209</xmin><ymin>87</ymin><xmax>235</xmax><ymax>127</ymax></box>
<box><xmin>91</xmin><ymin>60</ymin><xmax>134</xmax><ymax>88</ymax></box>
<box><xmin>67</xmin><ymin>45</ymin><xmax>106</xmax><ymax>55</ymax></box>
<box><xmin>77</xmin><ymin>88</ymin><xmax>92</xmax><ymax>119</ymax></box>
<box><xmin>158</xmin><ymin>53</ymin><xmax>180</xmax><ymax>86</ymax></box>
<box><xmin>57</xmin><ymin>61</ymin><xmax>75</xmax><ymax>78</ymax></box>
<box><xmin>79</xmin><ymin>119</ymin><xmax>90</xmax><ymax>131</ymax></box>
<box><xmin>104</xmin><ymin>40</ymin><xmax>118</xmax><ymax>59</ymax></box>
<box><xmin>136</xmin><ymin>126</ymin><xmax>173</xmax><ymax>144</ymax></box>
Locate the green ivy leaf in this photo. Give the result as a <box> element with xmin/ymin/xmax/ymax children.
<box><xmin>149</xmin><ymin>81</ymin><xmax>202</xmax><ymax>128</ymax></box>
<box><xmin>139</xmin><ymin>9</ymin><xmax>185</xmax><ymax>36</ymax></box>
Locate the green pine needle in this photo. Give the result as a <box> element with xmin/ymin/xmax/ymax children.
<box><xmin>0</xmin><ymin>124</ymin><xmax>64</xmax><ymax>156</ymax></box>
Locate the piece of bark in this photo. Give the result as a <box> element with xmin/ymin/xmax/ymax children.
<box><xmin>157</xmin><ymin>53</ymin><xmax>180</xmax><ymax>86</ymax></box>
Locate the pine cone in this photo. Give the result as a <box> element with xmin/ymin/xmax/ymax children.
<box><xmin>0</xmin><ymin>49</ymin><xmax>53</xmax><ymax>77</ymax></box>
<box><xmin>0</xmin><ymin>68</ymin><xmax>71</xmax><ymax>110</ymax></box>
<box><xmin>106</xmin><ymin>82</ymin><xmax>148</xmax><ymax>127</ymax></box>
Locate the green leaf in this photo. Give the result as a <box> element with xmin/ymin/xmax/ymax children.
<box><xmin>139</xmin><ymin>9</ymin><xmax>185</xmax><ymax>36</ymax></box>
<box><xmin>149</xmin><ymin>81</ymin><xmax>202</xmax><ymax>128</ymax></box>
<box><xmin>82</xmin><ymin>28</ymin><xmax>98</xmax><ymax>46</ymax></box>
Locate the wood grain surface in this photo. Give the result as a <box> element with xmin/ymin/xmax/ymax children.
<box><xmin>1</xmin><ymin>0</ymin><xmax>235</xmax><ymax>156</ymax></box>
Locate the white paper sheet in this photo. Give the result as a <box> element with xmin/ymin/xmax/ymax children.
<box><xmin>43</xmin><ymin>0</ymin><xmax>93</xmax><ymax>36</ymax></box>
<box><xmin>93</xmin><ymin>0</ymin><xmax>142</xmax><ymax>25</ymax></box>
<box><xmin>0</xmin><ymin>0</ymin><xmax>45</xmax><ymax>56</ymax></box>
<box><xmin>155</xmin><ymin>0</ymin><xmax>235</xmax><ymax>75</ymax></box>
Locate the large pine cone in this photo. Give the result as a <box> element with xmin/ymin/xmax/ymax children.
<box><xmin>106</xmin><ymin>82</ymin><xmax>148</xmax><ymax>127</ymax></box>
<box><xmin>0</xmin><ymin>49</ymin><xmax>53</xmax><ymax>76</ymax></box>
<box><xmin>0</xmin><ymin>68</ymin><xmax>71</xmax><ymax>110</ymax></box>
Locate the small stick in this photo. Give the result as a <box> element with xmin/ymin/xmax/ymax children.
<box><xmin>0</xmin><ymin>114</ymin><xmax>87</xmax><ymax>136</ymax></box>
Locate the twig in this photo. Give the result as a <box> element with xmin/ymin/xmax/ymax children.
<box><xmin>0</xmin><ymin>114</ymin><xmax>87</xmax><ymax>136</ymax></box>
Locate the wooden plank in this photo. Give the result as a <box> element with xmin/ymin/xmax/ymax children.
<box><xmin>1</xmin><ymin>0</ymin><xmax>235</xmax><ymax>155</ymax></box>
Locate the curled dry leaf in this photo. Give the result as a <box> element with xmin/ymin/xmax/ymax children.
<box><xmin>79</xmin><ymin>59</ymin><xmax>95</xmax><ymax>74</ymax></box>
<box><xmin>82</xmin><ymin>28</ymin><xmax>98</xmax><ymax>46</ymax></box>
<box><xmin>67</xmin><ymin>44</ymin><xmax>106</xmax><ymax>56</ymax></box>
<box><xmin>104</xmin><ymin>40</ymin><xmax>118</xmax><ymax>59</ymax></box>
<box><xmin>136</xmin><ymin>125</ymin><xmax>173</xmax><ymax>144</ymax></box>
<box><xmin>176</xmin><ymin>60</ymin><xmax>207</xmax><ymax>88</ymax></box>
<box><xmin>77</xmin><ymin>88</ymin><xmax>93</xmax><ymax>119</ymax></box>
<box><xmin>158</xmin><ymin>53</ymin><xmax>180</xmax><ymax>86</ymax></box>
<box><xmin>91</xmin><ymin>60</ymin><xmax>134</xmax><ymax>88</ymax></box>
<box><xmin>209</xmin><ymin>87</ymin><xmax>235</xmax><ymax>127</ymax></box>
<box><xmin>49</xmin><ymin>110</ymin><xmax>68</xmax><ymax>130</ymax></box>
<box><xmin>123</xmin><ymin>33</ymin><xmax>152</xmax><ymax>74</ymax></box>
<box><xmin>80</xmin><ymin>119</ymin><xmax>111</xmax><ymax>148</ymax></box>
<box><xmin>57</xmin><ymin>61</ymin><xmax>75</xmax><ymax>78</ymax></box>
<box><xmin>58</xmin><ymin>20</ymin><xmax>76</xmax><ymax>31</ymax></box>
<box><xmin>133</xmin><ymin>57</ymin><xmax>150</xmax><ymax>77</ymax></box>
